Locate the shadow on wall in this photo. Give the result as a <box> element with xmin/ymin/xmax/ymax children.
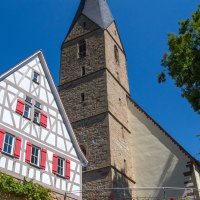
<box><xmin>111</xmin><ymin>165</ymin><xmax>132</xmax><ymax>200</ymax></box>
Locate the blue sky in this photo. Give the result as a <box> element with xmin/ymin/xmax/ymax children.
<box><xmin>0</xmin><ymin>0</ymin><xmax>199</xmax><ymax>160</ymax></box>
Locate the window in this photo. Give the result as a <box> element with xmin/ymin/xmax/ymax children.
<box><xmin>33</xmin><ymin>111</ymin><xmax>40</xmax><ymax>124</ymax></box>
<box><xmin>80</xmin><ymin>145</ymin><xmax>86</xmax><ymax>156</ymax></box>
<box><xmin>25</xmin><ymin>96</ymin><xmax>32</xmax><ymax>104</ymax></box>
<box><xmin>57</xmin><ymin>157</ymin><xmax>64</xmax><ymax>176</ymax></box>
<box><xmin>23</xmin><ymin>104</ymin><xmax>31</xmax><ymax>119</ymax></box>
<box><xmin>114</xmin><ymin>45</ymin><xmax>119</xmax><ymax>63</ymax></box>
<box><xmin>83</xmin><ymin>22</ymin><xmax>87</xmax><ymax>29</ymax></box>
<box><xmin>78</xmin><ymin>40</ymin><xmax>86</xmax><ymax>58</ymax></box>
<box><xmin>3</xmin><ymin>133</ymin><xmax>14</xmax><ymax>155</ymax></box>
<box><xmin>81</xmin><ymin>66</ymin><xmax>86</xmax><ymax>76</ymax></box>
<box><xmin>31</xmin><ymin>146</ymin><xmax>40</xmax><ymax>166</ymax></box>
<box><xmin>81</xmin><ymin>93</ymin><xmax>85</xmax><ymax>102</ymax></box>
<box><xmin>33</xmin><ymin>71</ymin><xmax>40</xmax><ymax>83</ymax></box>
<box><xmin>35</xmin><ymin>101</ymin><xmax>41</xmax><ymax>109</ymax></box>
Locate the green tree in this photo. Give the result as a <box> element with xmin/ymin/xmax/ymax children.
<box><xmin>158</xmin><ymin>5</ymin><xmax>200</xmax><ymax>113</ymax></box>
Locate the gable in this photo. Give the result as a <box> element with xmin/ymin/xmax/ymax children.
<box><xmin>0</xmin><ymin>51</ymin><xmax>87</xmax><ymax>165</ymax></box>
<box><xmin>64</xmin><ymin>14</ymin><xmax>100</xmax><ymax>43</ymax></box>
<box><xmin>106</xmin><ymin>22</ymin><xmax>124</xmax><ymax>51</ymax></box>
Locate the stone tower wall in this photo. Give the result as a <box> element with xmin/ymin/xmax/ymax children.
<box><xmin>104</xmin><ymin>23</ymin><xmax>130</xmax><ymax>93</ymax></box>
<box><xmin>59</xmin><ymin>13</ymin><xmax>134</xmax><ymax>199</ymax></box>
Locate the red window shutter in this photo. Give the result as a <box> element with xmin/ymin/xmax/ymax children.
<box><xmin>66</xmin><ymin>160</ymin><xmax>70</xmax><ymax>180</ymax></box>
<box><xmin>40</xmin><ymin>148</ymin><xmax>47</xmax><ymax>169</ymax></box>
<box><xmin>52</xmin><ymin>154</ymin><xmax>58</xmax><ymax>174</ymax></box>
<box><xmin>25</xmin><ymin>142</ymin><xmax>32</xmax><ymax>163</ymax></box>
<box><xmin>0</xmin><ymin>129</ymin><xmax>5</xmax><ymax>152</ymax></box>
<box><xmin>14</xmin><ymin>137</ymin><xmax>22</xmax><ymax>159</ymax></box>
<box><xmin>40</xmin><ymin>113</ymin><xmax>48</xmax><ymax>128</ymax></box>
<box><xmin>16</xmin><ymin>99</ymin><xmax>25</xmax><ymax>115</ymax></box>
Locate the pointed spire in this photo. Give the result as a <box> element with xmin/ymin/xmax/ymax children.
<box><xmin>71</xmin><ymin>0</ymin><xmax>114</xmax><ymax>30</ymax></box>
<box><xmin>82</xmin><ymin>0</ymin><xmax>114</xmax><ymax>29</ymax></box>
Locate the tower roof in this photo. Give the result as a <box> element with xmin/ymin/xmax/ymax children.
<box><xmin>72</xmin><ymin>0</ymin><xmax>114</xmax><ymax>30</ymax></box>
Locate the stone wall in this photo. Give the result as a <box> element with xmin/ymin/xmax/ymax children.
<box><xmin>60</xmin><ymin>16</ymin><xmax>105</xmax><ymax>85</ymax></box>
<box><xmin>104</xmin><ymin>22</ymin><xmax>130</xmax><ymax>93</ymax></box>
<box><xmin>59</xmin><ymin>13</ymin><xmax>134</xmax><ymax>200</ymax></box>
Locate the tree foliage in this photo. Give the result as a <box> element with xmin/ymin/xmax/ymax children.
<box><xmin>0</xmin><ymin>172</ymin><xmax>52</xmax><ymax>200</ymax></box>
<box><xmin>159</xmin><ymin>5</ymin><xmax>200</xmax><ymax>113</ymax></box>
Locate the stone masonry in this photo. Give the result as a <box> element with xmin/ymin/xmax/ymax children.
<box><xmin>59</xmin><ymin>9</ymin><xmax>135</xmax><ymax>199</ymax></box>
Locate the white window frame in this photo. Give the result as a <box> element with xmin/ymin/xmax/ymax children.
<box><xmin>31</xmin><ymin>145</ymin><xmax>41</xmax><ymax>167</ymax></box>
<box><xmin>35</xmin><ymin>101</ymin><xmax>41</xmax><ymax>109</ymax></box>
<box><xmin>23</xmin><ymin>104</ymin><xmax>31</xmax><ymax>119</ymax></box>
<box><xmin>33</xmin><ymin>110</ymin><xmax>40</xmax><ymax>124</ymax></box>
<box><xmin>57</xmin><ymin>157</ymin><xmax>65</xmax><ymax>177</ymax></box>
<box><xmin>25</xmin><ymin>96</ymin><xmax>32</xmax><ymax>104</ymax></box>
<box><xmin>3</xmin><ymin>133</ymin><xmax>15</xmax><ymax>156</ymax></box>
<box><xmin>32</xmin><ymin>71</ymin><xmax>40</xmax><ymax>83</ymax></box>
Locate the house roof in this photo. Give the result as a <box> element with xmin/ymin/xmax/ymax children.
<box><xmin>0</xmin><ymin>50</ymin><xmax>88</xmax><ymax>167</ymax></box>
<box><xmin>127</xmin><ymin>96</ymin><xmax>200</xmax><ymax>169</ymax></box>
<box><xmin>67</xmin><ymin>0</ymin><xmax>114</xmax><ymax>37</ymax></box>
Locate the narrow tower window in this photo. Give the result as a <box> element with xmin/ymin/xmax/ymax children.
<box><xmin>79</xmin><ymin>40</ymin><xmax>86</xmax><ymax>58</ymax></box>
<box><xmin>114</xmin><ymin>45</ymin><xmax>119</xmax><ymax>63</ymax></box>
<box><xmin>83</xmin><ymin>22</ymin><xmax>87</xmax><ymax>29</ymax></box>
<box><xmin>80</xmin><ymin>145</ymin><xmax>86</xmax><ymax>156</ymax></box>
<box><xmin>81</xmin><ymin>66</ymin><xmax>86</xmax><ymax>76</ymax></box>
<box><xmin>81</xmin><ymin>93</ymin><xmax>85</xmax><ymax>102</ymax></box>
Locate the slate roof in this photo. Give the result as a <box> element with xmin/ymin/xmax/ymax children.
<box><xmin>67</xmin><ymin>0</ymin><xmax>114</xmax><ymax>36</ymax></box>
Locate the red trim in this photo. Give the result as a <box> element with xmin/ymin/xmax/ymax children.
<box><xmin>16</xmin><ymin>99</ymin><xmax>25</xmax><ymax>115</ymax></box>
<box><xmin>52</xmin><ymin>154</ymin><xmax>58</xmax><ymax>174</ymax></box>
<box><xmin>25</xmin><ymin>142</ymin><xmax>32</xmax><ymax>163</ymax></box>
<box><xmin>40</xmin><ymin>148</ymin><xmax>47</xmax><ymax>169</ymax></box>
<box><xmin>14</xmin><ymin>137</ymin><xmax>22</xmax><ymax>159</ymax></box>
<box><xmin>66</xmin><ymin>160</ymin><xmax>70</xmax><ymax>180</ymax></box>
<box><xmin>40</xmin><ymin>113</ymin><xmax>48</xmax><ymax>128</ymax></box>
<box><xmin>0</xmin><ymin>129</ymin><xmax>5</xmax><ymax>152</ymax></box>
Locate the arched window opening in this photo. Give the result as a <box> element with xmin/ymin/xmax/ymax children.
<box><xmin>79</xmin><ymin>40</ymin><xmax>86</xmax><ymax>58</ymax></box>
<box><xmin>114</xmin><ymin>45</ymin><xmax>119</xmax><ymax>63</ymax></box>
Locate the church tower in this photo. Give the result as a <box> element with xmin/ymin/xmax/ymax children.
<box><xmin>59</xmin><ymin>0</ymin><xmax>135</xmax><ymax>198</ymax></box>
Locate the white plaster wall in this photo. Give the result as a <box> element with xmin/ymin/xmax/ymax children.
<box><xmin>0</xmin><ymin>55</ymin><xmax>82</xmax><ymax>199</ymax></box>
<box><xmin>128</xmin><ymin>100</ymin><xmax>192</xmax><ymax>199</ymax></box>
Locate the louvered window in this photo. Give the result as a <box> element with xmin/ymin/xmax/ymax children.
<box><xmin>114</xmin><ymin>45</ymin><xmax>119</xmax><ymax>63</ymax></box>
<box><xmin>14</xmin><ymin>137</ymin><xmax>22</xmax><ymax>159</ymax></box>
<box><xmin>78</xmin><ymin>40</ymin><xmax>86</xmax><ymax>58</ymax></box>
<box><xmin>40</xmin><ymin>148</ymin><xmax>47</xmax><ymax>169</ymax></box>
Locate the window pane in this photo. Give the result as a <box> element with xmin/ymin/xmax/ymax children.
<box><xmin>24</xmin><ymin>105</ymin><xmax>31</xmax><ymax>118</ymax></box>
<box><xmin>25</xmin><ymin>96</ymin><xmax>32</xmax><ymax>104</ymax></box>
<box><xmin>57</xmin><ymin>157</ymin><xmax>64</xmax><ymax>176</ymax></box>
<box><xmin>35</xmin><ymin>101</ymin><xmax>41</xmax><ymax>109</ymax></box>
<box><xmin>34</xmin><ymin>111</ymin><xmax>40</xmax><ymax>123</ymax></box>
<box><xmin>31</xmin><ymin>146</ymin><xmax>40</xmax><ymax>166</ymax></box>
<box><xmin>3</xmin><ymin>134</ymin><xmax>14</xmax><ymax>155</ymax></box>
<box><xmin>33</xmin><ymin>72</ymin><xmax>40</xmax><ymax>83</ymax></box>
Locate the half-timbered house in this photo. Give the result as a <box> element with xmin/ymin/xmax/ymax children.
<box><xmin>0</xmin><ymin>50</ymin><xmax>87</xmax><ymax>200</ymax></box>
